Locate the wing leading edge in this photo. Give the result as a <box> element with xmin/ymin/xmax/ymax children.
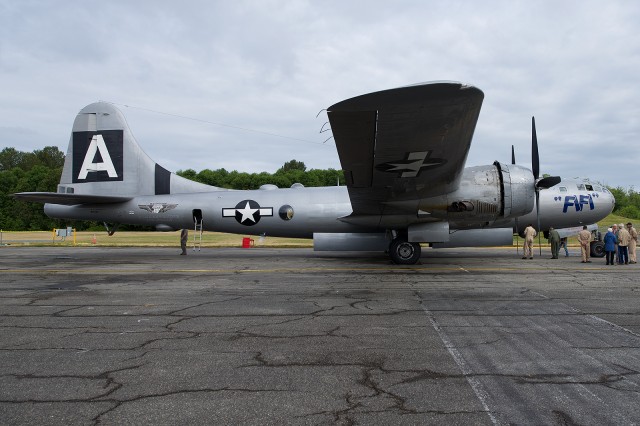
<box><xmin>327</xmin><ymin>81</ymin><xmax>484</xmax><ymax>216</ymax></box>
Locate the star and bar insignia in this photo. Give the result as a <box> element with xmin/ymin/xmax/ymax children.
<box><xmin>222</xmin><ymin>200</ymin><xmax>273</xmax><ymax>226</ymax></box>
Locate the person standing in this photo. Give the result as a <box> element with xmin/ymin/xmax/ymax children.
<box><xmin>612</xmin><ymin>224</ymin><xmax>619</xmax><ymax>264</ymax></box>
<box><xmin>577</xmin><ymin>225</ymin><xmax>592</xmax><ymax>263</ymax></box>
<box><xmin>617</xmin><ymin>223</ymin><xmax>631</xmax><ymax>265</ymax></box>
<box><xmin>180</xmin><ymin>228</ymin><xmax>189</xmax><ymax>255</ymax></box>
<box><xmin>523</xmin><ymin>224</ymin><xmax>536</xmax><ymax>259</ymax></box>
<box><xmin>603</xmin><ymin>227</ymin><xmax>617</xmax><ymax>266</ymax></box>
<box><xmin>627</xmin><ymin>222</ymin><xmax>637</xmax><ymax>264</ymax></box>
<box><xmin>559</xmin><ymin>237</ymin><xmax>569</xmax><ymax>257</ymax></box>
<box><xmin>548</xmin><ymin>227</ymin><xmax>561</xmax><ymax>259</ymax></box>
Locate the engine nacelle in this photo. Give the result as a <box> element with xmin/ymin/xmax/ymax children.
<box><xmin>497</xmin><ymin>162</ymin><xmax>536</xmax><ymax>219</ymax></box>
<box><xmin>418</xmin><ymin>162</ymin><xmax>535</xmax><ymax>224</ymax></box>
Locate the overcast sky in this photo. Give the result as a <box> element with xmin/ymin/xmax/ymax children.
<box><xmin>1</xmin><ymin>1</ymin><xmax>638</xmax><ymax>189</ymax></box>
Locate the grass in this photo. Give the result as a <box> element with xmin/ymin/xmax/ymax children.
<box><xmin>1</xmin><ymin>213</ymin><xmax>635</xmax><ymax>248</ymax></box>
<box><xmin>601</xmin><ymin>213</ymin><xmax>636</xmax><ymax>229</ymax></box>
<box><xmin>0</xmin><ymin>229</ymin><xmax>312</xmax><ymax>248</ymax></box>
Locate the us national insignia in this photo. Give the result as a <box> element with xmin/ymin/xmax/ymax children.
<box><xmin>222</xmin><ymin>200</ymin><xmax>273</xmax><ymax>226</ymax></box>
<box><xmin>376</xmin><ymin>151</ymin><xmax>446</xmax><ymax>178</ymax></box>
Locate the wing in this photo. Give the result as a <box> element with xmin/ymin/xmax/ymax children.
<box><xmin>14</xmin><ymin>192</ymin><xmax>132</xmax><ymax>205</ymax></box>
<box><xmin>327</xmin><ymin>81</ymin><xmax>484</xmax><ymax>216</ymax></box>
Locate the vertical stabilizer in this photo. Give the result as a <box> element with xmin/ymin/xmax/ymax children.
<box><xmin>57</xmin><ymin>102</ymin><xmax>215</xmax><ymax>197</ymax></box>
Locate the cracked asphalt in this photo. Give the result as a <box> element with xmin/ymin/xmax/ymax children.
<box><xmin>1</xmin><ymin>246</ymin><xmax>639</xmax><ymax>425</ymax></box>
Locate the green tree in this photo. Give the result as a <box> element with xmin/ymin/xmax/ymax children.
<box><xmin>34</xmin><ymin>146</ymin><xmax>65</xmax><ymax>169</ymax></box>
<box><xmin>619</xmin><ymin>205</ymin><xmax>640</xmax><ymax>220</ymax></box>
<box><xmin>609</xmin><ymin>187</ymin><xmax>628</xmax><ymax>213</ymax></box>
<box><xmin>0</xmin><ymin>148</ymin><xmax>24</xmax><ymax>171</ymax></box>
<box><xmin>277</xmin><ymin>159</ymin><xmax>306</xmax><ymax>173</ymax></box>
<box><xmin>177</xmin><ymin>168</ymin><xmax>197</xmax><ymax>181</ymax></box>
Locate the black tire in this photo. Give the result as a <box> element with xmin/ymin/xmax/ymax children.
<box><xmin>590</xmin><ymin>241</ymin><xmax>605</xmax><ymax>258</ymax></box>
<box><xmin>389</xmin><ymin>239</ymin><xmax>421</xmax><ymax>265</ymax></box>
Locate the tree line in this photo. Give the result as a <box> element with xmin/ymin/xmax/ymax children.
<box><xmin>176</xmin><ymin>159</ymin><xmax>345</xmax><ymax>190</ymax></box>
<box><xmin>1</xmin><ymin>146</ymin><xmax>639</xmax><ymax>231</ymax></box>
<box><xmin>1</xmin><ymin>147</ymin><xmax>68</xmax><ymax>230</ymax></box>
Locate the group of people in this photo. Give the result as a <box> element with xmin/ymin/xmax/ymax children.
<box><xmin>522</xmin><ymin>222</ymin><xmax>638</xmax><ymax>264</ymax></box>
<box><xmin>603</xmin><ymin>222</ymin><xmax>638</xmax><ymax>265</ymax></box>
<box><xmin>522</xmin><ymin>223</ymin><xmax>569</xmax><ymax>260</ymax></box>
<box><xmin>552</xmin><ymin>224</ymin><xmax>593</xmax><ymax>263</ymax></box>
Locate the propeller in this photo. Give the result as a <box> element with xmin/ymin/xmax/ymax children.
<box><xmin>511</xmin><ymin>144</ymin><xmax>521</xmax><ymax>254</ymax></box>
<box><xmin>531</xmin><ymin>117</ymin><xmax>562</xmax><ymax>254</ymax></box>
<box><xmin>512</xmin><ymin>144</ymin><xmax>518</xmax><ymax>246</ymax></box>
<box><xmin>513</xmin><ymin>118</ymin><xmax>562</xmax><ymax>255</ymax></box>
<box><xmin>531</xmin><ymin>117</ymin><xmax>562</xmax><ymax>206</ymax></box>
<box><xmin>532</xmin><ymin>117</ymin><xmax>539</xmax><ymax>181</ymax></box>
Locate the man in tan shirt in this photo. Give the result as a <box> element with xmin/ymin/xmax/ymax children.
<box><xmin>577</xmin><ymin>225</ymin><xmax>592</xmax><ymax>263</ymax></box>
<box><xmin>523</xmin><ymin>224</ymin><xmax>536</xmax><ymax>259</ymax></box>
<box><xmin>627</xmin><ymin>222</ymin><xmax>637</xmax><ymax>264</ymax></box>
<box><xmin>617</xmin><ymin>223</ymin><xmax>631</xmax><ymax>265</ymax></box>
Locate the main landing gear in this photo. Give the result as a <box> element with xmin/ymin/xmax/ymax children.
<box><xmin>389</xmin><ymin>237</ymin><xmax>421</xmax><ymax>265</ymax></box>
<box><xmin>590</xmin><ymin>240</ymin><xmax>605</xmax><ymax>258</ymax></box>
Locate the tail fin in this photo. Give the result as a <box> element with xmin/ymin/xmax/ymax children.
<box><xmin>16</xmin><ymin>102</ymin><xmax>214</xmax><ymax>204</ymax></box>
<box><xmin>59</xmin><ymin>102</ymin><xmax>211</xmax><ymax>196</ymax></box>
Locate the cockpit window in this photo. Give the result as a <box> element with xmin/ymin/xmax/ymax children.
<box><xmin>585</xmin><ymin>184</ymin><xmax>594</xmax><ymax>191</ymax></box>
<box><xmin>594</xmin><ymin>186</ymin><xmax>602</xmax><ymax>192</ymax></box>
<box><xmin>577</xmin><ymin>184</ymin><xmax>586</xmax><ymax>191</ymax></box>
<box><xmin>559</xmin><ymin>186</ymin><xmax>567</xmax><ymax>192</ymax></box>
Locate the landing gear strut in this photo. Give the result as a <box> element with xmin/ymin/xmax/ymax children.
<box><xmin>389</xmin><ymin>238</ymin><xmax>421</xmax><ymax>265</ymax></box>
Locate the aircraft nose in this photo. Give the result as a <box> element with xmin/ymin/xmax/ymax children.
<box><xmin>601</xmin><ymin>190</ymin><xmax>615</xmax><ymax>215</ymax></box>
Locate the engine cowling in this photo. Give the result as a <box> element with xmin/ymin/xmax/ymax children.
<box><xmin>418</xmin><ymin>162</ymin><xmax>535</xmax><ymax>224</ymax></box>
<box><xmin>496</xmin><ymin>162</ymin><xmax>536</xmax><ymax>219</ymax></box>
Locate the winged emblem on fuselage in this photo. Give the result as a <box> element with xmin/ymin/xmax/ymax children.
<box><xmin>138</xmin><ymin>203</ymin><xmax>178</xmax><ymax>214</ymax></box>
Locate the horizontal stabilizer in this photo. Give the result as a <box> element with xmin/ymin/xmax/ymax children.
<box><xmin>14</xmin><ymin>192</ymin><xmax>132</xmax><ymax>205</ymax></box>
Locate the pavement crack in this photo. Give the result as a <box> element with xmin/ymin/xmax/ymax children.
<box><xmin>0</xmin><ymin>363</ymin><xmax>145</xmax><ymax>403</ymax></box>
<box><xmin>91</xmin><ymin>387</ymin><xmax>291</xmax><ymax>424</ymax></box>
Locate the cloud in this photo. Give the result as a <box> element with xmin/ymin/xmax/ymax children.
<box><xmin>1</xmin><ymin>0</ymin><xmax>638</xmax><ymax>188</ymax></box>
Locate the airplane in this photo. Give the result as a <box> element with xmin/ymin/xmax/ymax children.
<box><xmin>14</xmin><ymin>81</ymin><xmax>615</xmax><ymax>264</ymax></box>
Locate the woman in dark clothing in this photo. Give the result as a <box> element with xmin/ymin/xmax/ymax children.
<box><xmin>603</xmin><ymin>227</ymin><xmax>617</xmax><ymax>265</ymax></box>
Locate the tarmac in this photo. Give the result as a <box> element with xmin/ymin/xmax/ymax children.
<box><xmin>1</xmin><ymin>245</ymin><xmax>639</xmax><ymax>425</ymax></box>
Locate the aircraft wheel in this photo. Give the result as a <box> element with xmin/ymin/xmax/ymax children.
<box><xmin>389</xmin><ymin>239</ymin><xmax>421</xmax><ymax>265</ymax></box>
<box><xmin>590</xmin><ymin>241</ymin><xmax>605</xmax><ymax>258</ymax></box>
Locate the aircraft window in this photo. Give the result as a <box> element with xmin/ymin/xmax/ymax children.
<box><xmin>585</xmin><ymin>184</ymin><xmax>593</xmax><ymax>191</ymax></box>
<box><xmin>559</xmin><ymin>187</ymin><xmax>567</xmax><ymax>192</ymax></box>
<box><xmin>577</xmin><ymin>184</ymin><xmax>586</xmax><ymax>190</ymax></box>
<box><xmin>595</xmin><ymin>186</ymin><xmax>602</xmax><ymax>192</ymax></box>
<box><xmin>279</xmin><ymin>205</ymin><xmax>294</xmax><ymax>221</ymax></box>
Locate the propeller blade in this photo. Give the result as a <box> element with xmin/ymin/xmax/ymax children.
<box><xmin>511</xmin><ymin>145</ymin><xmax>516</xmax><ymax>165</ymax></box>
<box><xmin>536</xmin><ymin>191</ymin><xmax>542</xmax><ymax>256</ymax></box>
<box><xmin>532</xmin><ymin>117</ymin><xmax>541</xmax><ymax>254</ymax></box>
<box><xmin>532</xmin><ymin>116</ymin><xmax>539</xmax><ymax>180</ymax></box>
<box><xmin>536</xmin><ymin>176</ymin><xmax>561</xmax><ymax>189</ymax></box>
